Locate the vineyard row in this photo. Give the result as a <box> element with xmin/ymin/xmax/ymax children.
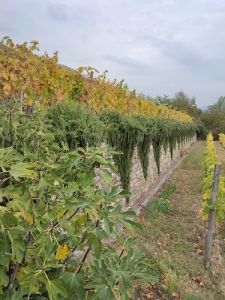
<box><xmin>0</xmin><ymin>37</ymin><xmax>192</xmax><ymax>122</ymax></box>
<box><xmin>201</xmin><ymin>133</ymin><xmax>225</xmax><ymax>221</ymax></box>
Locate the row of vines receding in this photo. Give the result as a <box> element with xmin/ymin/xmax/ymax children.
<box><xmin>0</xmin><ymin>36</ymin><xmax>193</xmax><ymax>122</ymax></box>
<box><xmin>201</xmin><ymin>133</ymin><xmax>225</xmax><ymax>221</ymax></box>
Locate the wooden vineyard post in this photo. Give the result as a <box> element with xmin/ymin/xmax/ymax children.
<box><xmin>89</xmin><ymin>71</ymin><xmax>94</xmax><ymax>88</ymax></box>
<box><xmin>204</xmin><ymin>164</ymin><xmax>221</xmax><ymax>269</ymax></box>
<box><xmin>20</xmin><ymin>90</ymin><xmax>23</xmax><ymax>111</ymax></box>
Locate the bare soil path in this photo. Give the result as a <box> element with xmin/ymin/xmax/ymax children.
<box><xmin>134</xmin><ymin>141</ymin><xmax>225</xmax><ymax>300</ymax></box>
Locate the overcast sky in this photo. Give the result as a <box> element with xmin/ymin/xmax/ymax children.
<box><xmin>1</xmin><ymin>0</ymin><xmax>225</xmax><ymax>107</ymax></box>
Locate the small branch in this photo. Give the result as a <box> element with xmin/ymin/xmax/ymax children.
<box><xmin>75</xmin><ymin>216</ymin><xmax>100</xmax><ymax>274</ymax></box>
<box><xmin>119</xmin><ymin>248</ymin><xmax>124</xmax><ymax>259</ymax></box>
<box><xmin>49</xmin><ymin>221</ymin><xmax>59</xmax><ymax>233</ymax></box>
<box><xmin>9</xmin><ymin>262</ymin><xmax>19</xmax><ymax>287</ymax></box>
<box><xmin>67</xmin><ymin>208</ymin><xmax>79</xmax><ymax>221</ymax></box>
<box><xmin>75</xmin><ymin>247</ymin><xmax>90</xmax><ymax>274</ymax></box>
<box><xmin>35</xmin><ymin>257</ymin><xmax>43</xmax><ymax>270</ymax></box>
<box><xmin>62</xmin><ymin>245</ymin><xmax>78</xmax><ymax>264</ymax></box>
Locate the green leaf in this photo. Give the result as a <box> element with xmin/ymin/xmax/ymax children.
<box><xmin>125</xmin><ymin>220</ymin><xmax>143</xmax><ymax>232</ymax></box>
<box><xmin>46</xmin><ymin>279</ymin><xmax>68</xmax><ymax>300</ymax></box>
<box><xmin>10</xmin><ymin>162</ymin><xmax>37</xmax><ymax>180</ymax></box>
<box><xmin>100</xmin><ymin>170</ymin><xmax>113</xmax><ymax>185</ymax></box>
<box><xmin>102</xmin><ymin>212</ymin><xmax>113</xmax><ymax>234</ymax></box>
<box><xmin>0</xmin><ymin>235</ymin><xmax>11</xmax><ymax>265</ymax></box>
<box><xmin>92</xmin><ymin>155</ymin><xmax>109</xmax><ymax>166</ymax></box>
<box><xmin>19</xmin><ymin>271</ymin><xmax>39</xmax><ymax>294</ymax></box>
<box><xmin>85</xmin><ymin>232</ymin><xmax>102</xmax><ymax>258</ymax></box>
<box><xmin>11</xmin><ymin>238</ymin><xmax>26</xmax><ymax>263</ymax></box>
<box><xmin>118</xmin><ymin>190</ymin><xmax>132</xmax><ymax>198</ymax></box>
<box><xmin>76</xmin><ymin>172</ymin><xmax>93</xmax><ymax>187</ymax></box>
<box><xmin>72</xmin><ymin>215</ymin><xmax>88</xmax><ymax>231</ymax></box>
<box><xmin>91</xmin><ymin>282</ymin><xmax>114</xmax><ymax>300</ymax></box>
<box><xmin>0</xmin><ymin>266</ymin><xmax>9</xmax><ymax>287</ymax></box>
<box><xmin>115</xmin><ymin>218</ymin><xmax>135</xmax><ymax>235</ymax></box>
<box><xmin>0</xmin><ymin>213</ymin><xmax>17</xmax><ymax>228</ymax></box>
<box><xmin>61</xmin><ymin>272</ymin><xmax>85</xmax><ymax>300</ymax></box>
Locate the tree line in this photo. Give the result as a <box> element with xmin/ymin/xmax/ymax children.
<box><xmin>139</xmin><ymin>91</ymin><xmax>225</xmax><ymax>140</ymax></box>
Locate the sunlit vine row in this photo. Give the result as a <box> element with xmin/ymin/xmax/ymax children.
<box><xmin>201</xmin><ymin>133</ymin><xmax>225</xmax><ymax>221</ymax></box>
<box><xmin>0</xmin><ymin>37</ymin><xmax>192</xmax><ymax>122</ymax></box>
<box><xmin>219</xmin><ymin>133</ymin><xmax>225</xmax><ymax>147</ymax></box>
<box><xmin>0</xmin><ymin>37</ymin><xmax>85</xmax><ymax>108</ymax></box>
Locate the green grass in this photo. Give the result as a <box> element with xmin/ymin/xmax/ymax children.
<box><xmin>180</xmin><ymin>142</ymin><xmax>205</xmax><ymax>170</ymax></box>
<box><xmin>146</xmin><ymin>184</ymin><xmax>176</xmax><ymax>219</ymax></box>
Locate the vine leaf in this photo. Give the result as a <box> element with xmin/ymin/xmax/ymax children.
<box><xmin>100</xmin><ymin>170</ymin><xmax>113</xmax><ymax>185</ymax></box>
<box><xmin>11</xmin><ymin>238</ymin><xmax>26</xmax><ymax>263</ymax></box>
<box><xmin>10</xmin><ymin>162</ymin><xmax>37</xmax><ymax>180</ymax></box>
<box><xmin>92</xmin><ymin>155</ymin><xmax>109</xmax><ymax>166</ymax></box>
<box><xmin>61</xmin><ymin>272</ymin><xmax>85</xmax><ymax>300</ymax></box>
<box><xmin>0</xmin><ymin>266</ymin><xmax>9</xmax><ymax>287</ymax></box>
<box><xmin>56</xmin><ymin>244</ymin><xmax>72</xmax><ymax>260</ymax></box>
<box><xmin>3</xmin><ymin>82</ymin><xmax>11</xmax><ymax>95</ymax></box>
<box><xmin>46</xmin><ymin>279</ymin><xmax>68</xmax><ymax>300</ymax></box>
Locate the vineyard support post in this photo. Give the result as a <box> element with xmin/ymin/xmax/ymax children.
<box><xmin>204</xmin><ymin>164</ymin><xmax>221</xmax><ymax>269</ymax></box>
<box><xmin>89</xmin><ymin>71</ymin><xmax>94</xmax><ymax>88</ymax></box>
<box><xmin>20</xmin><ymin>90</ymin><xmax>23</xmax><ymax>111</ymax></box>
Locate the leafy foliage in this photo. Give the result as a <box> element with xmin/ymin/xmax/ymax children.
<box><xmin>45</xmin><ymin>102</ymin><xmax>105</xmax><ymax>149</ymax></box>
<box><xmin>0</xmin><ymin>103</ymin><xmax>158</xmax><ymax>299</ymax></box>
<box><xmin>219</xmin><ymin>133</ymin><xmax>225</xmax><ymax>147</ymax></box>
<box><xmin>0</xmin><ymin>37</ymin><xmax>85</xmax><ymax>109</ymax></box>
<box><xmin>170</xmin><ymin>90</ymin><xmax>199</xmax><ymax>120</ymax></box>
<box><xmin>100</xmin><ymin>111</ymin><xmax>197</xmax><ymax>190</ymax></box>
<box><xmin>201</xmin><ymin>133</ymin><xmax>225</xmax><ymax>221</ymax></box>
<box><xmin>0</xmin><ymin>37</ymin><xmax>192</xmax><ymax>123</ymax></box>
<box><xmin>200</xmin><ymin>96</ymin><xmax>225</xmax><ymax>139</ymax></box>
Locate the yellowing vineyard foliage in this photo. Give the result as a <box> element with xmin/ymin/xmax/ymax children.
<box><xmin>201</xmin><ymin>133</ymin><xmax>225</xmax><ymax>221</ymax></box>
<box><xmin>219</xmin><ymin>133</ymin><xmax>225</xmax><ymax>147</ymax></box>
<box><xmin>0</xmin><ymin>37</ymin><xmax>192</xmax><ymax>122</ymax></box>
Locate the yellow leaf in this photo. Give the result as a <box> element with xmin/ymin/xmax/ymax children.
<box><xmin>33</xmin><ymin>283</ymin><xmax>40</xmax><ymax>292</ymax></box>
<box><xmin>22</xmin><ymin>211</ymin><xmax>33</xmax><ymax>225</ymax></box>
<box><xmin>56</xmin><ymin>244</ymin><xmax>72</xmax><ymax>260</ymax></box>
<box><xmin>27</xmin><ymin>212</ymin><xmax>33</xmax><ymax>225</ymax></box>
<box><xmin>2</xmin><ymin>72</ymin><xmax>9</xmax><ymax>80</ymax></box>
<box><xmin>3</xmin><ymin>82</ymin><xmax>11</xmax><ymax>95</ymax></box>
<box><xmin>16</xmin><ymin>267</ymin><xmax>25</xmax><ymax>281</ymax></box>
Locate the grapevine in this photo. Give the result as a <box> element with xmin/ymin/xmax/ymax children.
<box><xmin>0</xmin><ymin>37</ymin><xmax>192</xmax><ymax>122</ymax></box>
<box><xmin>201</xmin><ymin>133</ymin><xmax>225</xmax><ymax>221</ymax></box>
<box><xmin>219</xmin><ymin>133</ymin><xmax>225</xmax><ymax>147</ymax></box>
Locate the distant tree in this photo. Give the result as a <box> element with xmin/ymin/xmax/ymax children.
<box><xmin>200</xmin><ymin>96</ymin><xmax>225</xmax><ymax>138</ymax></box>
<box><xmin>138</xmin><ymin>92</ymin><xmax>146</xmax><ymax>99</ymax></box>
<box><xmin>154</xmin><ymin>95</ymin><xmax>172</xmax><ymax>106</ymax></box>
<box><xmin>170</xmin><ymin>90</ymin><xmax>199</xmax><ymax>119</ymax></box>
<box><xmin>137</xmin><ymin>93</ymin><xmax>154</xmax><ymax>101</ymax></box>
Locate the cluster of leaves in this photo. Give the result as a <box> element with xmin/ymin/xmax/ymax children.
<box><xmin>0</xmin><ymin>37</ymin><xmax>85</xmax><ymax>108</ymax></box>
<box><xmin>0</xmin><ymin>103</ymin><xmax>158</xmax><ymax>299</ymax></box>
<box><xmin>82</xmin><ymin>76</ymin><xmax>193</xmax><ymax>122</ymax></box>
<box><xmin>0</xmin><ymin>37</ymin><xmax>192</xmax><ymax>122</ymax></box>
<box><xmin>219</xmin><ymin>133</ymin><xmax>225</xmax><ymax>147</ymax></box>
<box><xmin>201</xmin><ymin>133</ymin><xmax>225</xmax><ymax>221</ymax></box>
<box><xmin>45</xmin><ymin>103</ymin><xmax>106</xmax><ymax>150</ymax></box>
